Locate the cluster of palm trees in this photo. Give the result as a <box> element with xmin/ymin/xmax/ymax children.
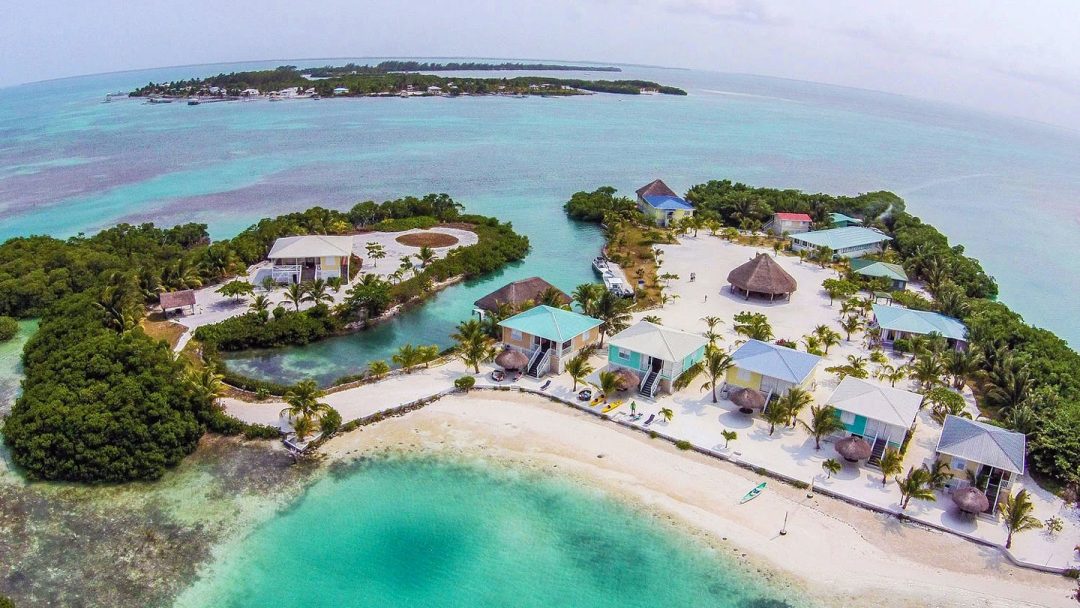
<box><xmin>246</xmin><ymin>277</ymin><xmax>339</xmax><ymax>317</ymax></box>
<box><xmin>279</xmin><ymin>379</ymin><xmax>333</xmax><ymax>441</ymax></box>
<box><xmin>452</xmin><ymin>319</ymin><xmax>496</xmax><ymax>373</ymax></box>
<box><xmin>571</xmin><ymin>283</ymin><xmax>632</xmax><ymax>345</ymax></box>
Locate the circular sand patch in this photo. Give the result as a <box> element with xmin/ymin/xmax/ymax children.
<box><xmin>395</xmin><ymin>232</ymin><xmax>459</xmax><ymax>248</ymax></box>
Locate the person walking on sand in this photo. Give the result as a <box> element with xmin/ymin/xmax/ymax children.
<box><xmin>704</xmin><ymin>294</ymin><xmax>708</xmax><ymax>303</ymax></box>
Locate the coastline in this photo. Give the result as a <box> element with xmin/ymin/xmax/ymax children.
<box><xmin>318</xmin><ymin>391</ymin><xmax>1075</xmax><ymax>608</ymax></box>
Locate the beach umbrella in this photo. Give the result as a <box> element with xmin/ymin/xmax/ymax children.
<box><xmin>952</xmin><ymin>486</ymin><xmax>990</xmax><ymax>514</ymax></box>
<box><xmin>613</xmin><ymin>368</ymin><xmax>640</xmax><ymax>391</ymax></box>
<box><xmin>495</xmin><ymin>349</ymin><xmax>528</xmax><ymax>370</ymax></box>
<box><xmin>835</xmin><ymin>436</ymin><xmax>872</xmax><ymax>462</ymax></box>
<box><xmin>731</xmin><ymin>388</ymin><xmax>766</xmax><ymax>412</ymax></box>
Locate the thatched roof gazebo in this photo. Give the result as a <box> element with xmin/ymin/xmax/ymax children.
<box><xmin>835</xmin><ymin>436</ymin><xmax>873</xmax><ymax>462</ymax></box>
<box><xmin>726</xmin><ymin>253</ymin><xmax>797</xmax><ymax>301</ymax></box>
<box><xmin>495</xmin><ymin>349</ymin><xmax>529</xmax><ymax>370</ymax></box>
<box><xmin>160</xmin><ymin>289</ymin><xmax>196</xmax><ymax>315</ymax></box>
<box><xmin>952</xmin><ymin>486</ymin><xmax>990</xmax><ymax>514</ymax></box>
<box><xmin>474</xmin><ymin>277</ymin><xmax>570</xmax><ymax>314</ymax></box>
<box><xmin>613</xmin><ymin>368</ymin><xmax>640</xmax><ymax>391</ymax></box>
<box><xmin>730</xmin><ymin>387</ymin><xmax>766</xmax><ymax>413</ymax></box>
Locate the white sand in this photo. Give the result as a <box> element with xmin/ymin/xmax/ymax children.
<box><xmin>323</xmin><ymin>391</ymin><xmax>1077</xmax><ymax>608</ymax></box>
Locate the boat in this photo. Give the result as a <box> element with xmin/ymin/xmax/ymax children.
<box><xmin>739</xmin><ymin>482</ymin><xmax>767</xmax><ymax>504</ymax></box>
<box><xmin>592</xmin><ymin>256</ymin><xmax>612</xmax><ymax>276</ymax></box>
<box><xmin>187</xmin><ymin>99</ymin><xmax>200</xmax><ymax>106</ymax></box>
<box><xmin>601</xmin><ymin>400</ymin><xmax>623</xmax><ymax>414</ymax></box>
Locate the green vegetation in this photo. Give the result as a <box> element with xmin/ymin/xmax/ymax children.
<box><xmin>195</xmin><ymin>303</ymin><xmax>342</xmax><ymax>349</ymax></box>
<box><xmin>130</xmin><ymin>64</ymin><xmax>685</xmax><ymax>98</ymax></box>
<box><xmin>0</xmin><ymin>316</ymin><xmax>17</xmax><ymax>341</ymax></box>
<box><xmin>365</xmin><ymin>61</ymin><xmax>621</xmax><ymax>72</ymax></box>
<box><xmin>563</xmin><ymin>186</ymin><xmax>638</xmax><ymax>222</ymax></box>
<box><xmin>1001</xmin><ymin>489</ymin><xmax>1043</xmax><ymax>548</ymax></box>
<box><xmin>454</xmin><ymin>376</ymin><xmax>476</xmax><ymax>392</ymax></box>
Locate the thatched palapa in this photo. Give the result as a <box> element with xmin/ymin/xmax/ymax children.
<box><xmin>474</xmin><ymin>277</ymin><xmax>570</xmax><ymax>313</ymax></box>
<box><xmin>731</xmin><ymin>387</ymin><xmax>766</xmax><ymax>411</ymax></box>
<box><xmin>495</xmin><ymin>349</ymin><xmax>529</xmax><ymax>370</ymax></box>
<box><xmin>952</xmin><ymin>486</ymin><xmax>991</xmax><ymax>514</ymax></box>
<box><xmin>726</xmin><ymin>253</ymin><xmax>797</xmax><ymax>301</ymax></box>
<box><xmin>613</xmin><ymin>368</ymin><xmax>640</xmax><ymax>391</ymax></box>
<box><xmin>835</xmin><ymin>436</ymin><xmax>873</xmax><ymax>461</ymax></box>
<box><xmin>159</xmin><ymin>289</ymin><xmax>196</xmax><ymax>314</ymax></box>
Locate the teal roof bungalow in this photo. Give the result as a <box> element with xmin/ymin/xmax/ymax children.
<box><xmin>871</xmin><ymin>304</ymin><xmax>968</xmax><ymax>351</ymax></box>
<box><xmin>789</xmin><ymin>226</ymin><xmax>891</xmax><ymax>259</ymax></box>
<box><xmin>825</xmin><ymin>377</ymin><xmax>922</xmax><ymax>465</ymax></box>
<box><xmin>635</xmin><ymin>179</ymin><xmax>694</xmax><ymax>228</ymax></box>
<box><xmin>607</xmin><ymin>320</ymin><xmax>708</xmax><ymax>398</ymax></box>
<box><xmin>498</xmin><ymin>305</ymin><xmax>602</xmax><ymax>378</ymax></box>
<box><xmin>725</xmin><ymin>339</ymin><xmax>822</xmax><ymax>402</ymax></box>
<box><xmin>850</xmin><ymin>258</ymin><xmax>909</xmax><ymax>291</ymax></box>
<box><xmin>829</xmin><ymin>212</ymin><xmax>863</xmax><ymax>228</ymax></box>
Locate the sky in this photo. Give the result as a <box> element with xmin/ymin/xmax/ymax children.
<box><xmin>3</xmin><ymin>0</ymin><xmax>1079</xmax><ymax>129</ymax></box>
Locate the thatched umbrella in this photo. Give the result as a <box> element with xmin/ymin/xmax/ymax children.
<box><xmin>731</xmin><ymin>388</ymin><xmax>766</xmax><ymax>413</ymax></box>
<box><xmin>952</xmin><ymin>486</ymin><xmax>990</xmax><ymax>514</ymax></box>
<box><xmin>495</xmin><ymin>349</ymin><xmax>528</xmax><ymax>370</ymax></box>
<box><xmin>835</xmin><ymin>436</ymin><xmax>872</xmax><ymax>462</ymax></box>
<box><xmin>613</xmin><ymin>368</ymin><xmax>640</xmax><ymax>391</ymax></box>
<box><xmin>726</xmin><ymin>253</ymin><xmax>798</xmax><ymax>300</ymax></box>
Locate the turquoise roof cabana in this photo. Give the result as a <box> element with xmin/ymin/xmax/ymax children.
<box><xmin>498</xmin><ymin>305</ymin><xmax>602</xmax><ymax>378</ymax></box>
<box><xmin>871</xmin><ymin>304</ymin><xmax>968</xmax><ymax>350</ymax></box>
<box><xmin>829</xmin><ymin>212</ymin><xmax>863</xmax><ymax>228</ymax></box>
<box><xmin>789</xmin><ymin>227</ymin><xmax>891</xmax><ymax>258</ymax></box>
<box><xmin>850</xmin><ymin>259</ymin><xmax>908</xmax><ymax>290</ymax></box>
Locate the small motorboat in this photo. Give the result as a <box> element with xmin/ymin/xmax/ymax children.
<box><xmin>739</xmin><ymin>482</ymin><xmax>767</xmax><ymax>504</ymax></box>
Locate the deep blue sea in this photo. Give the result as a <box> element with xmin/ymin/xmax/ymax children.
<box><xmin>2</xmin><ymin>58</ymin><xmax>1078</xmax><ymax>384</ymax></box>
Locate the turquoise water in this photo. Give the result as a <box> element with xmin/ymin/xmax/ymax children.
<box><xmin>2</xmin><ymin>59</ymin><xmax>1079</xmax><ymax>385</ymax></box>
<box><xmin>176</xmin><ymin>457</ymin><xmax>806</xmax><ymax>608</ymax></box>
<box><xmin>0</xmin><ymin>319</ymin><xmax>36</xmax><ymax>412</ymax></box>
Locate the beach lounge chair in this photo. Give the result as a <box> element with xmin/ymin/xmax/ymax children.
<box><xmin>644</xmin><ymin>414</ymin><xmax>655</xmax><ymax>426</ymax></box>
<box><xmin>540</xmin><ymin>380</ymin><xmax>551</xmax><ymax>391</ymax></box>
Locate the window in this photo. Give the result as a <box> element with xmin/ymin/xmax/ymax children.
<box><xmin>616</xmin><ymin>348</ymin><xmax>631</xmax><ymax>360</ymax></box>
<box><xmin>840</xmin><ymin>411</ymin><xmax>855</xmax><ymax>425</ymax></box>
<box><xmin>510</xmin><ymin>330</ymin><xmax>522</xmax><ymax>341</ymax></box>
<box><xmin>736</xmin><ymin>367</ymin><xmax>752</xmax><ymax>382</ymax></box>
<box><xmin>951</xmin><ymin>458</ymin><xmax>966</xmax><ymax>471</ymax></box>
<box><xmin>561</xmin><ymin>339</ymin><xmax>573</xmax><ymax>351</ymax></box>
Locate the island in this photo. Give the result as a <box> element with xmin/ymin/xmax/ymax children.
<box><xmin>128</xmin><ymin>63</ymin><xmax>687</xmax><ymax>100</ymax></box>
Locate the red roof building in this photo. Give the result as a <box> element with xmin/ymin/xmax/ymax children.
<box><xmin>766</xmin><ymin>212</ymin><xmax>813</xmax><ymax>235</ymax></box>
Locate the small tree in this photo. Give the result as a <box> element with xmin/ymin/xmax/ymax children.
<box><xmin>284</xmin><ymin>282</ymin><xmax>305</xmax><ymax>311</ymax></box>
<box><xmin>733</xmin><ymin>311</ymin><xmax>773</xmax><ymax>341</ymax></box>
<box><xmin>821</xmin><ymin>278</ymin><xmax>858</xmax><ymax>304</ymax></box>
<box><xmin>926</xmin><ymin>387</ymin><xmax>968</xmax><ymax>424</ymax></box>
<box><xmin>598</xmin><ymin>370</ymin><xmax>620</xmax><ymax>399</ymax></box>
<box><xmin>896</xmin><ymin>466</ymin><xmax>936</xmax><ymax>510</ymax></box>
<box><xmin>822</xmin><ymin>458</ymin><xmax>841</xmax><ymax>479</ymax></box>
<box><xmin>721</xmin><ymin>429</ymin><xmax>737</xmax><ymax>449</ymax></box>
<box><xmin>454</xmin><ymin>376</ymin><xmax>476</xmax><ymax>392</ymax></box>
<box><xmin>417</xmin><ymin>245</ymin><xmax>437</xmax><ymax>267</ymax></box>
<box><xmin>813</xmin><ymin>324</ymin><xmax>842</xmax><ymax>355</ymax></box>
<box><xmin>840</xmin><ymin>315</ymin><xmax>864</xmax><ymax>341</ymax></box>
<box><xmin>365</xmin><ymin>242</ymin><xmax>387</xmax><ymax>267</ymax></box>
<box><xmin>367</xmin><ymin>360</ymin><xmax>390</xmax><ymax>378</ymax></box>
<box><xmin>659</xmin><ymin>407</ymin><xmax>674</xmax><ymax>422</ymax></box>
<box><xmin>1001</xmin><ymin>489</ymin><xmax>1043</xmax><ymax>549</ymax></box>
<box><xmin>700</xmin><ymin>347</ymin><xmax>734</xmax><ymax>403</ymax></box>
<box><xmin>878</xmin><ymin>447</ymin><xmax>904</xmax><ymax>487</ymax></box>
<box><xmin>761</xmin><ymin>401</ymin><xmax>789</xmax><ymax>436</ymax></box>
<box><xmin>217</xmin><ymin>280</ymin><xmax>254</xmax><ymax>300</ymax></box>
<box><xmin>799</xmin><ymin>405</ymin><xmax>844</xmax><ymax>449</ymax></box>
<box><xmin>564</xmin><ymin>352</ymin><xmax>593</xmax><ymax>391</ymax></box>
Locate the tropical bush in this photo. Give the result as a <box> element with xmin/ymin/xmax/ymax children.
<box><xmin>194</xmin><ymin>305</ymin><xmax>342</xmax><ymax>350</ymax></box>
<box><xmin>320</xmin><ymin>407</ymin><xmax>343</xmax><ymax>435</ymax></box>
<box><xmin>0</xmin><ymin>316</ymin><xmax>17</xmax><ymax>341</ymax></box>
<box><xmin>563</xmin><ymin>186</ymin><xmax>638</xmax><ymax>222</ymax></box>
<box><xmin>454</xmin><ymin>376</ymin><xmax>477</xmax><ymax>391</ymax></box>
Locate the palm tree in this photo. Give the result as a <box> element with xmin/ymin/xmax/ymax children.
<box><xmin>802</xmin><ymin>334</ymin><xmax>824</xmax><ymax>356</ymax></box>
<box><xmin>878</xmin><ymin>447</ymin><xmax>904</xmax><ymax>487</ymax></box>
<box><xmin>96</xmin><ymin>280</ymin><xmax>139</xmax><ymax>333</ymax></box>
<box><xmin>839</xmin><ymin>315</ymin><xmax>864</xmax><ymax>341</ymax></box>
<box><xmin>398</xmin><ymin>255</ymin><xmax>415</xmax><ymax>279</ymax></box>
<box><xmin>326</xmin><ymin>276</ymin><xmax>344</xmax><ymax>293</ymax></box>
<box><xmin>564</xmin><ymin>352</ymin><xmax>593</xmax><ymax>391</ymax></box>
<box><xmin>986</xmin><ymin>362</ymin><xmax>1033</xmax><ymax>414</ymax></box>
<box><xmin>595</xmin><ymin>291</ymin><xmax>632</xmax><ymax>345</ymax></box>
<box><xmin>187</xmin><ymin>367</ymin><xmax>224</xmax><ymax>404</ymax></box>
<box><xmin>367</xmin><ymin>360</ymin><xmax>390</xmax><ymax>378</ymax></box>
<box><xmin>598</xmin><ymin>370</ymin><xmax>620</xmax><ymax>400</ymax></box>
<box><xmin>538</xmin><ymin>286</ymin><xmax>568</xmax><ymax>308</ymax></box>
<box><xmin>910</xmin><ymin>353</ymin><xmax>946</xmax><ymax>391</ymax></box>
<box><xmin>249</xmin><ymin>294</ymin><xmax>271</xmax><ymax>314</ymax></box>
<box><xmin>302</xmin><ymin>279</ymin><xmax>334</xmax><ymax>306</ymax></box>
<box><xmin>284</xmin><ymin>282</ymin><xmax>305</xmax><ymax>311</ymax></box>
<box><xmin>1001</xmin><ymin>489</ymin><xmax>1043</xmax><ymax>549</ymax></box>
<box><xmin>659</xmin><ymin>407</ymin><xmax>674</xmax><ymax>422</ymax></box>
<box><xmin>762</xmin><ymin>401</ymin><xmax>789</xmax><ymax>436</ymax></box>
<box><xmin>822</xmin><ymin>458</ymin><xmax>842</xmax><ymax>479</ymax></box>
<box><xmin>923</xmin><ymin>458</ymin><xmax>952</xmax><ymax>491</ymax></box>
<box><xmin>896</xmin><ymin>466</ymin><xmax>936</xmax><ymax>510</ymax></box>
<box><xmin>572</xmin><ymin>283</ymin><xmax>604</xmax><ymax>317</ymax></box>
<box><xmin>392</xmin><ymin>343</ymin><xmax>430</xmax><ymax>372</ymax></box>
<box><xmin>280</xmin><ymin>379</ymin><xmax>331</xmax><ymax>440</ymax></box>
<box><xmin>800</xmin><ymin>404</ymin><xmax>844</xmax><ymax>449</ymax></box>
<box><xmin>945</xmin><ymin>349</ymin><xmax>981</xmax><ymax>390</ymax></box>
<box><xmin>452</xmin><ymin>319</ymin><xmax>495</xmax><ymax>373</ymax></box>
<box><xmin>365</xmin><ymin>242</ymin><xmax>386</xmax><ymax>267</ymax></box>
<box><xmin>291</xmin><ymin>415</ymin><xmax>316</xmax><ymax>442</ymax></box>
<box><xmin>826</xmin><ymin>355</ymin><xmax>870</xmax><ymax>380</ymax></box>
<box><xmin>416</xmin><ymin>245</ymin><xmax>437</xmax><ymax>267</ymax></box>
<box><xmin>721</xmin><ymin>429</ymin><xmax>738</xmax><ymax>449</ymax></box>
<box><xmin>733</xmin><ymin>311</ymin><xmax>773</xmax><ymax>341</ymax></box>
<box><xmin>699</xmin><ymin>348</ymin><xmax>734</xmax><ymax>403</ymax></box>
<box><xmin>776</xmin><ymin>386</ymin><xmax>813</xmax><ymax>427</ymax></box>
<box><xmin>702</xmin><ymin>315</ymin><xmax>724</xmax><ymax>348</ymax></box>
<box><xmin>813</xmin><ymin>325</ymin><xmax>842</xmax><ymax>355</ymax></box>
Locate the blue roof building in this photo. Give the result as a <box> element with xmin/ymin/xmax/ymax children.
<box><xmin>871</xmin><ymin>304</ymin><xmax>968</xmax><ymax>350</ymax></box>
<box><xmin>635</xmin><ymin>179</ymin><xmax>694</xmax><ymax>228</ymax></box>
<box><xmin>790</xmin><ymin>227</ymin><xmax>892</xmax><ymax>258</ymax></box>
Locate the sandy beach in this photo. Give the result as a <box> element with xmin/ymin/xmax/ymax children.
<box><xmin>323</xmin><ymin>391</ymin><xmax>1076</xmax><ymax>608</ymax></box>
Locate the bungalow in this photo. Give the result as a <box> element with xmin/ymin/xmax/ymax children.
<box><xmin>267</xmin><ymin>235</ymin><xmax>354</xmax><ymax>284</ymax></box>
<box><xmin>789</xmin><ymin>227</ymin><xmax>892</xmax><ymax>258</ymax></box>
<box><xmin>826</xmin><ymin>377</ymin><xmax>922</xmax><ymax>465</ymax></box>
<box><xmin>726</xmin><ymin>339</ymin><xmax>822</xmax><ymax>400</ymax></box>
<box><xmin>829</xmin><ymin>212</ymin><xmax>863</xmax><ymax>228</ymax></box>
<box><xmin>871</xmin><ymin>304</ymin><xmax>968</xmax><ymax>351</ymax></box>
<box><xmin>607</xmin><ymin>320</ymin><xmax>708</xmax><ymax>398</ymax></box>
<box><xmin>850</xmin><ymin>258</ymin><xmax>909</xmax><ymax>291</ymax></box>
<box><xmin>764</xmin><ymin>212</ymin><xmax>812</xmax><ymax>235</ymax></box>
<box><xmin>635</xmin><ymin>179</ymin><xmax>694</xmax><ymax>228</ymax></box>
<box><xmin>936</xmin><ymin>415</ymin><xmax>1026</xmax><ymax>513</ymax></box>
<box><xmin>499</xmin><ymin>305</ymin><xmax>602</xmax><ymax>378</ymax></box>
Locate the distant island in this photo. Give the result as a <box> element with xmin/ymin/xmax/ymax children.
<box><xmin>313</xmin><ymin>61</ymin><xmax>623</xmax><ymax>74</ymax></box>
<box><xmin>128</xmin><ymin>63</ymin><xmax>686</xmax><ymax>100</ymax></box>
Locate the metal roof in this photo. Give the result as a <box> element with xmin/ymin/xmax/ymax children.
<box><xmin>775</xmin><ymin>212</ymin><xmax>812</xmax><ymax>222</ymax></box>
<box><xmin>829</xmin><ymin>212</ymin><xmax>863</xmax><ymax>225</ymax></box>
<box><xmin>730</xmin><ymin>339</ymin><xmax>821</xmax><ymax>384</ymax></box>
<box><xmin>499</xmin><ymin>305</ymin><xmax>601</xmax><ymax>343</ymax></box>
<box><xmin>790</xmin><ymin>227</ymin><xmax>891</xmax><ymax>250</ymax></box>
<box><xmin>826</xmin><ymin>377</ymin><xmax>922</xmax><ymax>428</ymax></box>
<box><xmin>936</xmin><ymin>415</ymin><xmax>1026</xmax><ymax>474</ymax></box>
<box><xmin>850</xmin><ymin>259</ymin><xmax>908</xmax><ymax>282</ymax></box>
<box><xmin>267</xmin><ymin>235</ymin><xmax>354</xmax><ymax>259</ymax></box>
<box><xmin>608</xmin><ymin>320</ymin><xmax>708</xmax><ymax>363</ymax></box>
<box><xmin>641</xmin><ymin>194</ymin><xmax>695</xmax><ymax>211</ymax></box>
<box><xmin>872</xmin><ymin>304</ymin><xmax>967</xmax><ymax>342</ymax></box>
